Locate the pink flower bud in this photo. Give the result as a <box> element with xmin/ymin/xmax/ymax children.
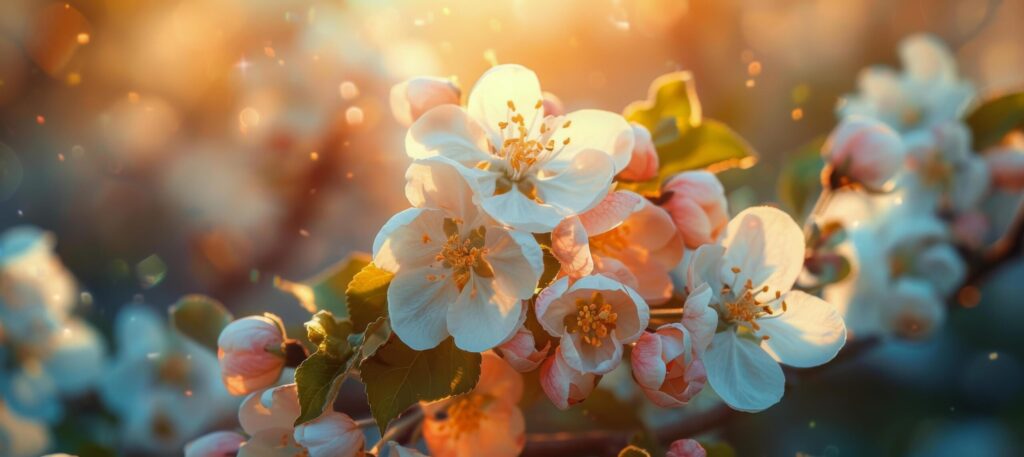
<box><xmin>630</xmin><ymin>325</ymin><xmax>706</xmax><ymax>407</ymax></box>
<box><xmin>541</xmin><ymin>91</ymin><xmax>564</xmax><ymax>117</ymax></box>
<box><xmin>293</xmin><ymin>411</ymin><xmax>365</xmax><ymax>457</ymax></box>
<box><xmin>661</xmin><ymin>171</ymin><xmax>729</xmax><ymax>249</ymax></box>
<box><xmin>218</xmin><ymin>316</ymin><xmax>286</xmax><ymax>396</ymax></box>
<box><xmin>184</xmin><ymin>431</ymin><xmax>245</xmax><ymax>457</ymax></box>
<box><xmin>986</xmin><ymin>147</ymin><xmax>1024</xmax><ymax>191</ymax></box>
<box><xmin>539</xmin><ymin>348</ymin><xmax>597</xmax><ymax>410</ymax></box>
<box><xmin>390</xmin><ymin>77</ymin><xmax>462</xmax><ymax>127</ymax></box>
<box><xmin>617</xmin><ymin>124</ymin><xmax>659</xmax><ymax>182</ymax></box>
<box><xmin>667</xmin><ymin>439</ymin><xmax>707</xmax><ymax>457</ymax></box>
<box><xmin>496</xmin><ymin>327</ymin><xmax>550</xmax><ymax>372</ymax></box>
<box><xmin>822</xmin><ymin>116</ymin><xmax>905</xmax><ymax>190</ymax></box>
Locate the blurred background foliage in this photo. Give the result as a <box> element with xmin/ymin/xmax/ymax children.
<box><xmin>1</xmin><ymin>0</ymin><xmax>1023</xmax><ymax>455</ymax></box>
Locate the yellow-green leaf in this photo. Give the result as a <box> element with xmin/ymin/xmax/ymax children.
<box><xmin>360</xmin><ymin>336</ymin><xmax>481</xmax><ymax>434</ymax></box>
<box><xmin>345</xmin><ymin>262</ymin><xmax>394</xmax><ymax>333</ymax></box>
<box><xmin>168</xmin><ymin>294</ymin><xmax>233</xmax><ymax>351</ymax></box>
<box><xmin>275</xmin><ymin>252</ymin><xmax>371</xmax><ymax>318</ymax></box>
<box><xmin>777</xmin><ymin>136</ymin><xmax>826</xmax><ymax>220</ymax></box>
<box><xmin>965</xmin><ymin>92</ymin><xmax>1024</xmax><ymax>150</ymax></box>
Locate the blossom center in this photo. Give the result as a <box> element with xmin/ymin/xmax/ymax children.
<box><xmin>720</xmin><ymin>266</ymin><xmax>786</xmax><ymax>338</ymax></box>
<box><xmin>433</xmin><ymin>219</ymin><xmax>492</xmax><ymax>291</ymax></box>
<box><xmin>490</xmin><ymin>99</ymin><xmax>571</xmax><ymax>183</ymax></box>
<box><xmin>440</xmin><ymin>392</ymin><xmax>492</xmax><ymax>438</ymax></box>
<box><xmin>564</xmin><ymin>292</ymin><xmax>618</xmax><ymax>347</ymax></box>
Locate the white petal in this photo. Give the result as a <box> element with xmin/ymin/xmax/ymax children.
<box><xmin>388</xmin><ymin>265</ymin><xmax>459</xmax><ymax>350</ymax></box>
<box><xmin>686</xmin><ymin>244</ymin><xmax>725</xmax><ymax>291</ymax></box>
<box><xmin>467</xmin><ymin>64</ymin><xmax>544</xmax><ymax>143</ymax></box>
<box><xmin>560</xmin><ymin>331</ymin><xmax>623</xmax><ymax>374</ymax></box>
<box><xmin>681</xmin><ymin>282</ymin><xmax>717</xmax><ymax>355</ymax></box>
<box><xmin>758</xmin><ymin>291</ymin><xmax>847</xmax><ymax>368</ymax></box>
<box><xmin>704</xmin><ymin>332</ymin><xmax>784</xmax><ymax>412</ymax></box>
<box><xmin>551</xmin><ymin>216</ymin><xmax>594</xmax><ymax>278</ymax></box>
<box><xmin>899</xmin><ymin>34</ymin><xmax>957</xmax><ymax>82</ymax></box>
<box><xmin>534</xmin><ymin>149</ymin><xmax>615</xmax><ymax>216</ymax></box>
<box><xmin>448</xmin><ymin>275</ymin><xmax>523</xmax><ymax>352</ymax></box>
<box><xmin>719</xmin><ymin>206</ymin><xmax>805</xmax><ymax>293</ymax></box>
<box><xmin>557</xmin><ymin>109</ymin><xmax>635</xmax><ymax>172</ymax></box>
<box><xmin>372</xmin><ymin>208</ymin><xmax>445</xmax><ymax>273</ymax></box>
<box><xmin>535</xmin><ymin>276</ymin><xmax>572</xmax><ymax>337</ymax></box>
<box><xmin>481</xmin><ymin>187</ymin><xmax>565</xmax><ymax>233</ymax></box>
<box><xmin>405</xmin><ymin>105</ymin><xmax>491</xmax><ymax>163</ymax></box>
<box><xmin>405</xmin><ymin>156</ymin><xmax>492</xmax><ymax>221</ymax></box>
<box><xmin>486</xmin><ymin>228</ymin><xmax>544</xmax><ymax>298</ymax></box>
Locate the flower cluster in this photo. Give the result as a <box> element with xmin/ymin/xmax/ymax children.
<box><xmin>0</xmin><ymin>227</ymin><xmax>105</xmax><ymax>457</ymax></box>
<box><xmin>814</xmin><ymin>34</ymin><xmax>1024</xmax><ymax>340</ymax></box>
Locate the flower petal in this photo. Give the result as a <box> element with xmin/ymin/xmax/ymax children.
<box><xmin>759</xmin><ymin>291</ymin><xmax>847</xmax><ymax>368</ymax></box>
<box><xmin>535</xmin><ymin>276</ymin><xmax>571</xmax><ymax>337</ymax></box>
<box><xmin>551</xmin><ymin>217</ymin><xmax>594</xmax><ymax>278</ymax></box>
<box><xmin>467</xmin><ymin>64</ymin><xmax>544</xmax><ymax>144</ymax></box>
<box><xmin>405</xmin><ymin>157</ymin><xmax>493</xmax><ymax>221</ymax></box>
<box><xmin>704</xmin><ymin>332</ymin><xmax>784</xmax><ymax>412</ymax></box>
<box><xmin>578</xmin><ymin>190</ymin><xmax>643</xmax><ymax>236</ymax></box>
<box><xmin>372</xmin><ymin>208</ymin><xmax>443</xmax><ymax>273</ymax></box>
<box><xmin>448</xmin><ymin>275</ymin><xmax>524</xmax><ymax>352</ymax></box>
<box><xmin>388</xmin><ymin>265</ymin><xmax>459</xmax><ymax>350</ymax></box>
<box><xmin>557</xmin><ymin>109</ymin><xmax>635</xmax><ymax>172</ymax></box>
<box><xmin>481</xmin><ymin>187</ymin><xmax>565</xmax><ymax>233</ymax></box>
<box><xmin>406</xmin><ymin>105</ymin><xmax>492</xmax><ymax>163</ymax></box>
<box><xmin>486</xmin><ymin>228</ymin><xmax>544</xmax><ymax>299</ymax></box>
<box><xmin>681</xmin><ymin>282</ymin><xmax>717</xmax><ymax>355</ymax></box>
<box><xmin>631</xmin><ymin>331</ymin><xmax>667</xmax><ymax>390</ymax></box>
<box><xmin>686</xmin><ymin>244</ymin><xmax>725</xmax><ymax>292</ymax></box>
<box><xmin>719</xmin><ymin>206</ymin><xmax>805</xmax><ymax>294</ymax></box>
<box><xmin>540</xmin><ymin>348</ymin><xmax>597</xmax><ymax>410</ymax></box>
<box><xmin>534</xmin><ymin>149</ymin><xmax>615</xmax><ymax>216</ymax></box>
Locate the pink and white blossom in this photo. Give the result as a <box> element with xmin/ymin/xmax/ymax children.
<box><xmin>617</xmin><ymin>124</ymin><xmax>659</xmax><ymax>182</ymax></box>
<box><xmin>293</xmin><ymin>411</ymin><xmax>365</xmax><ymax>457</ymax></box>
<box><xmin>390</xmin><ymin>76</ymin><xmax>462</xmax><ymax>127</ymax></box>
<box><xmin>660</xmin><ymin>171</ymin><xmax>729</xmax><ymax>249</ymax></box>
<box><xmin>218</xmin><ymin>315</ymin><xmax>286</xmax><ymax>396</ymax></box>
<box><xmin>667</xmin><ymin>439</ymin><xmax>707</xmax><ymax>457</ymax></box>
<box><xmin>822</xmin><ymin>116</ymin><xmax>906</xmax><ymax>190</ymax></box>
<box><xmin>539</xmin><ymin>347</ymin><xmax>598</xmax><ymax>410</ymax></box>
<box><xmin>496</xmin><ymin>326</ymin><xmax>550</xmax><ymax>372</ymax></box>
<box><xmin>405</xmin><ymin>64</ymin><xmax>634</xmax><ymax>232</ymax></box>
<box><xmin>373</xmin><ymin>157</ymin><xmax>543</xmax><ymax>352</ymax></box>
<box><xmin>688</xmin><ymin>207</ymin><xmax>847</xmax><ymax>412</ymax></box>
<box><xmin>536</xmin><ymin>275</ymin><xmax>649</xmax><ymax>374</ymax></box>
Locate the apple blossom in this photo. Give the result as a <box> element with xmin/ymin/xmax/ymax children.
<box><xmin>237</xmin><ymin>383</ymin><xmax>304</xmax><ymax>456</ymax></box>
<box><xmin>631</xmin><ymin>284</ymin><xmax>714</xmax><ymax>407</ymax></box>
<box><xmin>218</xmin><ymin>315</ymin><xmax>287</xmax><ymax>396</ymax></box>
<box><xmin>390</xmin><ymin>76</ymin><xmax>462</xmax><ymax>127</ymax></box>
<box><xmin>496</xmin><ymin>326</ymin><xmax>550</xmax><ymax>372</ymax></box>
<box><xmin>660</xmin><ymin>171</ymin><xmax>729</xmax><ymax>249</ymax></box>
<box><xmin>667</xmin><ymin>439</ymin><xmax>707</xmax><ymax>457</ymax></box>
<box><xmin>422</xmin><ymin>352</ymin><xmax>525</xmax><ymax>457</ymax></box>
<box><xmin>0</xmin><ymin>226</ymin><xmax>76</xmax><ymax>347</ymax></box>
<box><xmin>687</xmin><ymin>207</ymin><xmax>846</xmax><ymax>412</ymax></box>
<box><xmin>821</xmin><ymin>116</ymin><xmax>906</xmax><ymax>190</ymax></box>
<box><xmin>185</xmin><ymin>431</ymin><xmax>246</xmax><ymax>457</ymax></box>
<box><xmin>293</xmin><ymin>411</ymin><xmax>365</xmax><ymax>457</ymax></box>
<box><xmin>904</xmin><ymin>122</ymin><xmax>989</xmax><ymax>211</ymax></box>
<box><xmin>552</xmin><ymin>190</ymin><xmax>683</xmax><ymax>304</ymax></box>
<box><xmin>405</xmin><ymin>64</ymin><xmax>634</xmax><ymax>232</ymax></box>
<box><xmin>839</xmin><ymin>34</ymin><xmax>974</xmax><ymax>139</ymax></box>
<box><xmin>617</xmin><ymin>123</ymin><xmax>659</xmax><ymax>182</ymax></box>
<box><xmin>882</xmin><ymin>278</ymin><xmax>945</xmax><ymax>340</ymax></box>
<box><xmin>374</xmin><ymin>156</ymin><xmax>543</xmax><ymax>352</ymax></box>
<box><xmin>540</xmin><ymin>347</ymin><xmax>599</xmax><ymax>410</ymax></box>
<box><xmin>536</xmin><ymin>275</ymin><xmax>649</xmax><ymax>374</ymax></box>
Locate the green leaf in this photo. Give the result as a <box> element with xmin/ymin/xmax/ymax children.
<box><xmin>275</xmin><ymin>252</ymin><xmax>371</xmax><ymax>318</ymax></box>
<box><xmin>624</xmin><ymin>71</ymin><xmax>702</xmax><ymax>145</ymax></box>
<box><xmin>777</xmin><ymin>136</ymin><xmax>826</xmax><ymax>220</ymax></box>
<box><xmin>305</xmin><ymin>311</ymin><xmax>353</xmax><ymax>356</ymax></box>
<box><xmin>965</xmin><ymin>92</ymin><xmax>1024</xmax><ymax>150</ymax></box>
<box><xmin>623</xmin><ymin>72</ymin><xmax>756</xmax><ymax>194</ymax></box>
<box><xmin>295</xmin><ymin>314</ymin><xmax>389</xmax><ymax>426</ymax></box>
<box><xmin>618</xmin><ymin>445</ymin><xmax>652</xmax><ymax>457</ymax></box>
<box><xmin>656</xmin><ymin>120</ymin><xmax>757</xmax><ymax>181</ymax></box>
<box><xmin>168</xmin><ymin>294</ymin><xmax>233</xmax><ymax>351</ymax></box>
<box><xmin>345</xmin><ymin>262</ymin><xmax>394</xmax><ymax>333</ymax></box>
<box><xmin>294</xmin><ymin>348</ymin><xmax>353</xmax><ymax>425</ymax></box>
<box><xmin>360</xmin><ymin>336</ymin><xmax>481</xmax><ymax>434</ymax></box>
